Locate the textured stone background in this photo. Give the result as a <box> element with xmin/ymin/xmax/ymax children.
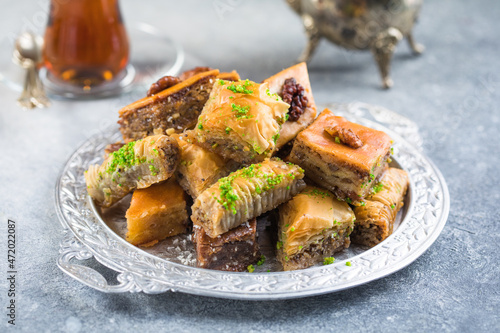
<box><xmin>0</xmin><ymin>0</ymin><xmax>499</xmax><ymax>332</ymax></box>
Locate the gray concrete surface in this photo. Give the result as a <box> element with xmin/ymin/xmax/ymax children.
<box><xmin>0</xmin><ymin>0</ymin><xmax>499</xmax><ymax>332</ymax></box>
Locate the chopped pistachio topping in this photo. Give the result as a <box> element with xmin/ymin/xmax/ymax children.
<box><xmin>247</xmin><ymin>264</ymin><xmax>255</xmax><ymax>273</ymax></box>
<box><xmin>257</xmin><ymin>255</ymin><xmax>266</xmax><ymax>266</ymax></box>
<box><xmin>323</xmin><ymin>257</ymin><xmax>335</xmax><ymax>265</ymax></box>
<box><xmin>227</xmin><ymin>79</ymin><xmax>253</xmax><ymax>94</ymax></box>
<box><xmin>105</xmin><ymin>141</ymin><xmax>147</xmax><ymax>174</ymax></box>
<box><xmin>372</xmin><ymin>182</ymin><xmax>384</xmax><ymax>194</ymax></box>
<box><xmin>216</xmin><ymin>162</ymin><xmax>301</xmax><ymax>215</ymax></box>
<box><xmin>369</xmin><ymin>173</ymin><xmax>375</xmax><ymax>182</ymax></box>
<box><xmin>391</xmin><ymin>204</ymin><xmax>396</xmax><ymax>209</ymax></box>
<box><xmin>225</xmin><ymin>127</ymin><xmax>232</xmax><ymax>134</ymax></box>
<box><xmin>265</xmin><ymin>88</ymin><xmax>282</xmax><ymax>102</ymax></box>
<box><xmin>346</xmin><ymin>261</ymin><xmax>352</xmax><ymax>266</ymax></box>
<box><xmin>231</xmin><ymin>103</ymin><xmax>252</xmax><ymax>119</ymax></box>
<box><xmin>305</xmin><ymin>188</ymin><xmax>331</xmax><ymax>198</ymax></box>
<box><xmin>276</xmin><ymin>241</ymin><xmax>283</xmax><ymax>250</ymax></box>
<box><xmin>272</xmin><ymin>132</ymin><xmax>280</xmax><ymax>144</ymax></box>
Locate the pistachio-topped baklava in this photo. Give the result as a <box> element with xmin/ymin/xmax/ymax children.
<box><xmin>351</xmin><ymin>167</ymin><xmax>409</xmax><ymax>247</ymax></box>
<box><xmin>191</xmin><ymin>158</ymin><xmax>306</xmax><ymax>238</ymax></box>
<box><xmin>277</xmin><ymin>186</ymin><xmax>355</xmax><ymax>271</ymax></box>
<box><xmin>194</xmin><ymin>79</ymin><xmax>290</xmax><ymax>163</ymax></box>
<box><xmin>85</xmin><ymin>135</ymin><xmax>179</xmax><ymax>207</ymax></box>
<box><xmin>288</xmin><ymin>109</ymin><xmax>392</xmax><ymax>205</ymax></box>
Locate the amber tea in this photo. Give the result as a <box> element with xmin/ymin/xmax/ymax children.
<box><xmin>43</xmin><ymin>0</ymin><xmax>129</xmax><ymax>89</ymax></box>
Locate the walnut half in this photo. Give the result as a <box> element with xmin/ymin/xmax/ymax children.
<box><xmin>325</xmin><ymin>125</ymin><xmax>363</xmax><ymax>149</ymax></box>
<box><xmin>147</xmin><ymin>76</ymin><xmax>182</xmax><ymax>96</ymax></box>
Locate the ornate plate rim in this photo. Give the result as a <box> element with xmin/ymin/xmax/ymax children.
<box><xmin>54</xmin><ymin>102</ymin><xmax>450</xmax><ymax>300</ymax></box>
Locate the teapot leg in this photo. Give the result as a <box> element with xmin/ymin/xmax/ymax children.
<box><xmin>371</xmin><ymin>27</ymin><xmax>403</xmax><ymax>89</ymax></box>
<box><xmin>407</xmin><ymin>33</ymin><xmax>425</xmax><ymax>55</ymax></box>
<box><xmin>298</xmin><ymin>15</ymin><xmax>321</xmax><ymax>63</ymax></box>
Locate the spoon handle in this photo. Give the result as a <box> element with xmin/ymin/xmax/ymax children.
<box><xmin>31</xmin><ymin>67</ymin><xmax>51</xmax><ymax>108</ymax></box>
<box><xmin>17</xmin><ymin>65</ymin><xmax>36</xmax><ymax>109</ymax></box>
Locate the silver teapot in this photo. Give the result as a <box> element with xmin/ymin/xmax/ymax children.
<box><xmin>286</xmin><ymin>0</ymin><xmax>424</xmax><ymax>88</ymax></box>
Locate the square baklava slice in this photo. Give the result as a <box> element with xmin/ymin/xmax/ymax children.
<box><xmin>288</xmin><ymin>109</ymin><xmax>392</xmax><ymax>205</ymax></box>
<box><xmin>125</xmin><ymin>178</ymin><xmax>189</xmax><ymax>247</ymax></box>
<box><xmin>351</xmin><ymin>167</ymin><xmax>409</xmax><ymax>247</ymax></box>
<box><xmin>118</xmin><ymin>70</ymin><xmax>220</xmax><ymax>142</ymax></box>
<box><xmin>277</xmin><ymin>186</ymin><xmax>355</xmax><ymax>271</ymax></box>
<box><xmin>193</xmin><ymin>218</ymin><xmax>259</xmax><ymax>272</ymax></box>
<box><xmin>194</xmin><ymin>79</ymin><xmax>290</xmax><ymax>163</ymax></box>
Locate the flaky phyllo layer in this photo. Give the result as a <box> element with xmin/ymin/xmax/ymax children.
<box><xmin>191</xmin><ymin>159</ymin><xmax>306</xmax><ymax>238</ymax></box>
<box><xmin>195</xmin><ymin>79</ymin><xmax>290</xmax><ymax>163</ymax></box>
<box><xmin>278</xmin><ymin>186</ymin><xmax>355</xmax><ymax>257</ymax></box>
<box><xmin>85</xmin><ymin>135</ymin><xmax>179</xmax><ymax>207</ymax></box>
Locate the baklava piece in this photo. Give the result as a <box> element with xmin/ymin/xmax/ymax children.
<box><xmin>193</xmin><ymin>218</ymin><xmax>259</xmax><ymax>271</ymax></box>
<box><xmin>118</xmin><ymin>69</ymin><xmax>219</xmax><ymax>142</ymax></box>
<box><xmin>194</xmin><ymin>79</ymin><xmax>290</xmax><ymax>163</ymax></box>
<box><xmin>288</xmin><ymin>109</ymin><xmax>392</xmax><ymax>206</ymax></box>
<box><xmin>191</xmin><ymin>158</ymin><xmax>306</xmax><ymax>238</ymax></box>
<box><xmin>351</xmin><ymin>167</ymin><xmax>409</xmax><ymax>247</ymax></box>
<box><xmin>262</xmin><ymin>62</ymin><xmax>317</xmax><ymax>150</ymax></box>
<box><xmin>85</xmin><ymin>135</ymin><xmax>180</xmax><ymax>207</ymax></box>
<box><xmin>277</xmin><ymin>186</ymin><xmax>355</xmax><ymax>271</ymax></box>
<box><xmin>125</xmin><ymin>178</ymin><xmax>189</xmax><ymax>247</ymax></box>
<box><xmin>172</xmin><ymin>131</ymin><xmax>237</xmax><ymax>198</ymax></box>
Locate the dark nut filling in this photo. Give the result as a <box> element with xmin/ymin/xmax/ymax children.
<box><xmin>281</xmin><ymin>77</ymin><xmax>308</xmax><ymax>121</ymax></box>
<box><xmin>325</xmin><ymin>125</ymin><xmax>364</xmax><ymax>149</ymax></box>
<box><xmin>147</xmin><ymin>76</ymin><xmax>182</xmax><ymax>96</ymax></box>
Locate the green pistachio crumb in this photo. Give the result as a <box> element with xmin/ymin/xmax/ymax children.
<box><xmin>323</xmin><ymin>257</ymin><xmax>335</xmax><ymax>265</ymax></box>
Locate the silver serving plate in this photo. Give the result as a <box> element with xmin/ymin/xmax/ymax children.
<box><xmin>55</xmin><ymin>102</ymin><xmax>449</xmax><ymax>300</ymax></box>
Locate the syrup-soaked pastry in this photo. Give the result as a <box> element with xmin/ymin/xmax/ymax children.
<box><xmin>351</xmin><ymin>167</ymin><xmax>409</xmax><ymax>247</ymax></box>
<box><xmin>85</xmin><ymin>135</ymin><xmax>179</xmax><ymax>207</ymax></box>
<box><xmin>262</xmin><ymin>62</ymin><xmax>316</xmax><ymax>150</ymax></box>
<box><xmin>194</xmin><ymin>79</ymin><xmax>290</xmax><ymax>163</ymax></box>
<box><xmin>193</xmin><ymin>218</ymin><xmax>259</xmax><ymax>272</ymax></box>
<box><xmin>125</xmin><ymin>178</ymin><xmax>188</xmax><ymax>247</ymax></box>
<box><xmin>172</xmin><ymin>131</ymin><xmax>237</xmax><ymax>199</ymax></box>
<box><xmin>288</xmin><ymin>109</ymin><xmax>392</xmax><ymax>206</ymax></box>
<box><xmin>118</xmin><ymin>70</ymin><xmax>220</xmax><ymax>142</ymax></box>
<box><xmin>191</xmin><ymin>158</ymin><xmax>306</xmax><ymax>238</ymax></box>
<box><xmin>277</xmin><ymin>186</ymin><xmax>355</xmax><ymax>271</ymax></box>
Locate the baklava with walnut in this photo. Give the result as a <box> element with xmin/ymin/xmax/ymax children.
<box><xmin>288</xmin><ymin>109</ymin><xmax>392</xmax><ymax>205</ymax></box>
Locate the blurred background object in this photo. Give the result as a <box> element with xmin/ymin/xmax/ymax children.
<box><xmin>43</xmin><ymin>0</ymin><xmax>130</xmax><ymax>90</ymax></box>
<box><xmin>286</xmin><ymin>0</ymin><xmax>424</xmax><ymax>88</ymax></box>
